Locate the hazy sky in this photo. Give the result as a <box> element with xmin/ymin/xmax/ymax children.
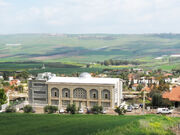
<box><xmin>0</xmin><ymin>0</ymin><xmax>180</xmax><ymax>34</ymax></box>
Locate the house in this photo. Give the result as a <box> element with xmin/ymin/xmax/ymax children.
<box><xmin>0</xmin><ymin>76</ymin><xmax>3</xmax><ymax>80</ymax></box>
<box><xmin>9</xmin><ymin>79</ymin><xmax>21</xmax><ymax>86</ymax></box>
<box><xmin>141</xmin><ymin>86</ymin><xmax>151</xmax><ymax>93</ymax></box>
<box><xmin>163</xmin><ymin>86</ymin><xmax>180</xmax><ymax>108</ymax></box>
<box><xmin>9</xmin><ymin>76</ymin><xmax>14</xmax><ymax>81</ymax></box>
<box><xmin>132</xmin><ymin>84</ymin><xmax>139</xmax><ymax>91</ymax></box>
<box><xmin>165</xmin><ymin>77</ymin><xmax>180</xmax><ymax>85</ymax></box>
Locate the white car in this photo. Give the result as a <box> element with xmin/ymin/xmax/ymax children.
<box><xmin>101</xmin><ymin>110</ymin><xmax>107</xmax><ymax>114</ymax></box>
<box><xmin>78</xmin><ymin>108</ymin><xmax>84</xmax><ymax>114</ymax></box>
<box><xmin>157</xmin><ymin>108</ymin><xmax>173</xmax><ymax>114</ymax></box>
<box><xmin>134</xmin><ymin>104</ymin><xmax>139</xmax><ymax>109</ymax></box>
<box><xmin>126</xmin><ymin>106</ymin><xmax>133</xmax><ymax>112</ymax></box>
<box><xmin>59</xmin><ymin>108</ymin><xmax>65</xmax><ymax>113</ymax></box>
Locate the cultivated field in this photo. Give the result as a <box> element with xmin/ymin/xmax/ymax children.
<box><xmin>0</xmin><ymin>34</ymin><xmax>180</xmax><ymax>72</ymax></box>
<box><xmin>0</xmin><ymin>34</ymin><xmax>180</xmax><ymax>63</ymax></box>
<box><xmin>0</xmin><ymin>113</ymin><xmax>179</xmax><ymax>135</ymax></box>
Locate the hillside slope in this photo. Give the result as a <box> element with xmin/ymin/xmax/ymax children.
<box><xmin>0</xmin><ymin>34</ymin><xmax>180</xmax><ymax>62</ymax></box>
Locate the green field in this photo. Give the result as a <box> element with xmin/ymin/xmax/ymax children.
<box><xmin>0</xmin><ymin>34</ymin><xmax>180</xmax><ymax>72</ymax></box>
<box><xmin>0</xmin><ymin>114</ymin><xmax>179</xmax><ymax>135</ymax></box>
<box><xmin>0</xmin><ymin>34</ymin><xmax>180</xmax><ymax>63</ymax></box>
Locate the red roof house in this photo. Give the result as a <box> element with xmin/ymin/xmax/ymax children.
<box><xmin>163</xmin><ymin>86</ymin><xmax>180</xmax><ymax>102</ymax></box>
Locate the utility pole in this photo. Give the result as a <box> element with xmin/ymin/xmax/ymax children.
<box><xmin>143</xmin><ymin>90</ymin><xmax>145</xmax><ymax>115</ymax></box>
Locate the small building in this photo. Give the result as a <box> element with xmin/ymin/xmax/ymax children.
<box><xmin>132</xmin><ymin>84</ymin><xmax>138</xmax><ymax>91</ymax></box>
<box><xmin>0</xmin><ymin>76</ymin><xmax>3</xmax><ymax>80</ymax></box>
<box><xmin>9</xmin><ymin>79</ymin><xmax>21</xmax><ymax>86</ymax></box>
<box><xmin>163</xmin><ymin>86</ymin><xmax>180</xmax><ymax>108</ymax></box>
<box><xmin>9</xmin><ymin>76</ymin><xmax>14</xmax><ymax>81</ymax></box>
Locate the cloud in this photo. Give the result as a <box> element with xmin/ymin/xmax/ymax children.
<box><xmin>1</xmin><ymin>0</ymin><xmax>180</xmax><ymax>33</ymax></box>
<box><xmin>0</xmin><ymin>0</ymin><xmax>8</xmax><ymax>6</ymax></box>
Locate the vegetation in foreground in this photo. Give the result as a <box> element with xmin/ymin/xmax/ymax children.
<box><xmin>0</xmin><ymin>113</ymin><xmax>179</xmax><ymax>135</ymax></box>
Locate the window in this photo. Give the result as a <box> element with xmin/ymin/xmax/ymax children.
<box><xmin>62</xmin><ymin>88</ymin><xmax>70</xmax><ymax>98</ymax></box>
<box><xmin>51</xmin><ymin>88</ymin><xmax>59</xmax><ymax>98</ymax></box>
<box><xmin>101</xmin><ymin>89</ymin><xmax>110</xmax><ymax>100</ymax></box>
<box><xmin>73</xmin><ymin>88</ymin><xmax>87</xmax><ymax>99</ymax></box>
<box><xmin>34</xmin><ymin>91</ymin><xmax>46</xmax><ymax>94</ymax></box>
<box><xmin>90</xmin><ymin>89</ymin><xmax>98</xmax><ymax>99</ymax></box>
<box><xmin>34</xmin><ymin>98</ymin><xmax>46</xmax><ymax>101</ymax></box>
<box><xmin>101</xmin><ymin>102</ymin><xmax>110</xmax><ymax>107</ymax></box>
<box><xmin>33</xmin><ymin>83</ymin><xmax>45</xmax><ymax>87</ymax></box>
<box><xmin>51</xmin><ymin>100</ymin><xmax>59</xmax><ymax>105</ymax></box>
<box><xmin>65</xmin><ymin>92</ymin><xmax>68</xmax><ymax>97</ymax></box>
<box><xmin>105</xmin><ymin>94</ymin><xmax>108</xmax><ymax>99</ymax></box>
<box><xmin>62</xmin><ymin>100</ymin><xmax>70</xmax><ymax>106</ymax></box>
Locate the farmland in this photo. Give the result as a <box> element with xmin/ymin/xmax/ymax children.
<box><xmin>0</xmin><ymin>34</ymin><xmax>180</xmax><ymax>63</ymax></box>
<box><xmin>0</xmin><ymin>113</ymin><xmax>179</xmax><ymax>135</ymax></box>
<box><xmin>0</xmin><ymin>34</ymin><xmax>180</xmax><ymax>73</ymax></box>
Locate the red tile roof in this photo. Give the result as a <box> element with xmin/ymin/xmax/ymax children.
<box><xmin>141</xmin><ymin>86</ymin><xmax>151</xmax><ymax>92</ymax></box>
<box><xmin>163</xmin><ymin>86</ymin><xmax>180</xmax><ymax>102</ymax></box>
<box><xmin>164</xmin><ymin>73</ymin><xmax>173</xmax><ymax>77</ymax></box>
<box><xmin>132</xmin><ymin>83</ymin><xmax>139</xmax><ymax>87</ymax></box>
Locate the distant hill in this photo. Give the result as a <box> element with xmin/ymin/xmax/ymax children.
<box><xmin>0</xmin><ymin>34</ymin><xmax>180</xmax><ymax>63</ymax></box>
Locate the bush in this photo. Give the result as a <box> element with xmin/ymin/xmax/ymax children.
<box><xmin>44</xmin><ymin>105</ymin><xmax>58</xmax><ymax>114</ymax></box>
<box><xmin>66</xmin><ymin>104</ymin><xmax>76</xmax><ymax>114</ymax></box>
<box><xmin>23</xmin><ymin>105</ymin><xmax>33</xmax><ymax>113</ymax></box>
<box><xmin>114</xmin><ymin>107</ymin><xmax>126</xmax><ymax>115</ymax></box>
<box><xmin>91</xmin><ymin>105</ymin><xmax>103</xmax><ymax>114</ymax></box>
<box><xmin>5</xmin><ymin>106</ymin><xmax>16</xmax><ymax>113</ymax></box>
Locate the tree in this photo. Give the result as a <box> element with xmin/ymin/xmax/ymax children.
<box><xmin>86</xmin><ymin>64</ymin><xmax>90</xmax><ymax>68</ymax></box>
<box><xmin>136</xmin><ymin>84</ymin><xmax>143</xmax><ymax>91</ymax></box>
<box><xmin>0</xmin><ymin>89</ymin><xmax>7</xmax><ymax>105</ymax></box>
<box><xmin>91</xmin><ymin>105</ymin><xmax>103</xmax><ymax>114</ymax></box>
<box><xmin>15</xmin><ymin>71</ymin><xmax>29</xmax><ymax>80</ymax></box>
<box><xmin>17</xmin><ymin>85</ymin><xmax>24</xmax><ymax>93</ymax></box>
<box><xmin>5</xmin><ymin>105</ymin><xmax>16</xmax><ymax>113</ymax></box>
<box><xmin>23</xmin><ymin>105</ymin><xmax>33</xmax><ymax>113</ymax></box>
<box><xmin>152</xmin><ymin>93</ymin><xmax>162</xmax><ymax>107</ymax></box>
<box><xmin>66</xmin><ymin>104</ymin><xmax>76</xmax><ymax>114</ymax></box>
<box><xmin>114</xmin><ymin>107</ymin><xmax>126</xmax><ymax>115</ymax></box>
<box><xmin>44</xmin><ymin>105</ymin><xmax>58</xmax><ymax>114</ymax></box>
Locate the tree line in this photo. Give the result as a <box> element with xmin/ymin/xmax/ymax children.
<box><xmin>98</xmin><ymin>59</ymin><xmax>141</xmax><ymax>66</ymax></box>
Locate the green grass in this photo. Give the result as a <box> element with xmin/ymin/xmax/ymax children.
<box><xmin>0</xmin><ymin>114</ymin><xmax>179</xmax><ymax>135</ymax></box>
<box><xmin>29</xmin><ymin>67</ymin><xmax>103</xmax><ymax>75</ymax></box>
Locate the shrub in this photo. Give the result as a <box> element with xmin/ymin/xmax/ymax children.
<box><xmin>5</xmin><ymin>106</ymin><xmax>16</xmax><ymax>113</ymax></box>
<box><xmin>114</xmin><ymin>107</ymin><xmax>126</xmax><ymax>115</ymax></box>
<box><xmin>91</xmin><ymin>105</ymin><xmax>103</xmax><ymax>114</ymax></box>
<box><xmin>44</xmin><ymin>105</ymin><xmax>58</xmax><ymax>114</ymax></box>
<box><xmin>66</xmin><ymin>104</ymin><xmax>76</xmax><ymax>114</ymax></box>
<box><xmin>23</xmin><ymin>105</ymin><xmax>33</xmax><ymax>113</ymax></box>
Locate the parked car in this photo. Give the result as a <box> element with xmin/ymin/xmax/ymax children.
<box><xmin>59</xmin><ymin>108</ymin><xmax>65</xmax><ymax>114</ymax></box>
<box><xmin>78</xmin><ymin>108</ymin><xmax>84</xmax><ymax>114</ymax></box>
<box><xmin>134</xmin><ymin>104</ymin><xmax>139</xmax><ymax>109</ymax></box>
<box><xmin>101</xmin><ymin>110</ymin><xmax>107</xmax><ymax>114</ymax></box>
<box><xmin>157</xmin><ymin>108</ymin><xmax>173</xmax><ymax>114</ymax></box>
<box><xmin>126</xmin><ymin>106</ymin><xmax>133</xmax><ymax>112</ymax></box>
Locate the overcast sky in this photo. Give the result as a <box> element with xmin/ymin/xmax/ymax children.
<box><xmin>0</xmin><ymin>0</ymin><xmax>180</xmax><ymax>34</ymax></box>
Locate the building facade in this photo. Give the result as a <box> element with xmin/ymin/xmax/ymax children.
<box><xmin>28</xmin><ymin>72</ymin><xmax>123</xmax><ymax>110</ymax></box>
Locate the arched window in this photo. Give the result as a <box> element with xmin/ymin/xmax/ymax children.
<box><xmin>62</xmin><ymin>88</ymin><xmax>70</xmax><ymax>98</ymax></box>
<box><xmin>51</xmin><ymin>88</ymin><xmax>59</xmax><ymax>98</ymax></box>
<box><xmin>101</xmin><ymin>89</ymin><xmax>110</xmax><ymax>100</ymax></box>
<box><xmin>73</xmin><ymin>88</ymin><xmax>87</xmax><ymax>99</ymax></box>
<box><xmin>90</xmin><ymin>89</ymin><xmax>98</xmax><ymax>99</ymax></box>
